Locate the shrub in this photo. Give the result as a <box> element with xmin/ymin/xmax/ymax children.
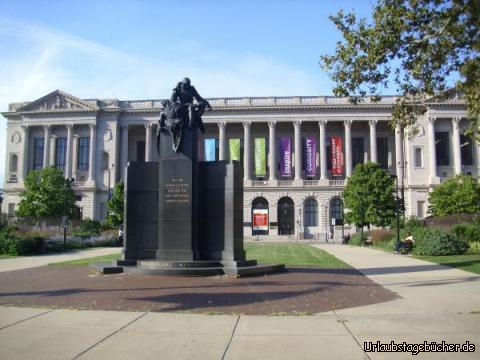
<box><xmin>72</xmin><ymin>218</ymin><xmax>101</xmax><ymax>239</ymax></box>
<box><xmin>450</xmin><ymin>224</ymin><xmax>480</xmax><ymax>243</ymax></box>
<box><xmin>0</xmin><ymin>226</ymin><xmax>45</xmax><ymax>256</ymax></box>
<box><xmin>349</xmin><ymin>232</ymin><xmax>364</xmax><ymax>245</ymax></box>
<box><xmin>468</xmin><ymin>242</ymin><xmax>480</xmax><ymax>255</ymax></box>
<box><xmin>413</xmin><ymin>229</ymin><xmax>468</xmax><ymax>256</ymax></box>
<box><xmin>368</xmin><ymin>229</ymin><xmax>394</xmax><ymax>244</ymax></box>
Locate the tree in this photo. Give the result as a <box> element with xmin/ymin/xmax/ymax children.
<box><xmin>343</xmin><ymin>162</ymin><xmax>396</xmax><ymax>233</ymax></box>
<box><xmin>321</xmin><ymin>0</ymin><xmax>479</xmax><ymax>137</ymax></box>
<box><xmin>428</xmin><ymin>175</ymin><xmax>480</xmax><ymax>216</ymax></box>
<box><xmin>106</xmin><ymin>181</ymin><xmax>124</xmax><ymax>227</ymax></box>
<box><xmin>17</xmin><ymin>167</ymin><xmax>78</xmax><ymax>218</ymax></box>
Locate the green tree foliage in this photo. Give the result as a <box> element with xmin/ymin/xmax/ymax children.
<box><xmin>428</xmin><ymin>175</ymin><xmax>480</xmax><ymax>216</ymax></box>
<box><xmin>17</xmin><ymin>167</ymin><xmax>78</xmax><ymax>218</ymax></box>
<box><xmin>321</xmin><ymin>0</ymin><xmax>480</xmax><ymax>137</ymax></box>
<box><xmin>343</xmin><ymin>162</ymin><xmax>396</xmax><ymax>228</ymax></box>
<box><xmin>106</xmin><ymin>181</ymin><xmax>124</xmax><ymax>227</ymax></box>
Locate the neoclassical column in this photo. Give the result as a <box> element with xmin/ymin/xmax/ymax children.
<box><xmin>49</xmin><ymin>136</ymin><xmax>56</xmax><ymax>166</ymax></box>
<box><xmin>268</xmin><ymin>121</ymin><xmax>277</xmax><ymax>181</ymax></box>
<box><xmin>72</xmin><ymin>135</ymin><xmax>79</xmax><ymax>179</ymax></box>
<box><xmin>427</xmin><ymin>117</ymin><xmax>438</xmax><ymax>181</ymax></box>
<box><xmin>243</xmin><ymin>121</ymin><xmax>251</xmax><ymax>181</ymax></box>
<box><xmin>318</xmin><ymin>120</ymin><xmax>327</xmax><ymax>180</ymax></box>
<box><xmin>452</xmin><ymin>117</ymin><xmax>462</xmax><ymax>175</ymax></box>
<box><xmin>21</xmin><ymin>125</ymin><xmax>29</xmax><ymax>180</ymax></box>
<box><xmin>87</xmin><ymin>123</ymin><xmax>97</xmax><ymax>184</ymax></box>
<box><xmin>218</xmin><ymin>122</ymin><xmax>227</xmax><ymax>160</ymax></box>
<box><xmin>395</xmin><ymin>124</ymin><xmax>404</xmax><ymax>181</ymax></box>
<box><xmin>369</xmin><ymin>120</ymin><xmax>378</xmax><ymax>163</ymax></box>
<box><xmin>42</xmin><ymin>125</ymin><xmax>51</xmax><ymax>169</ymax></box>
<box><xmin>344</xmin><ymin>120</ymin><xmax>352</xmax><ymax>177</ymax></box>
<box><xmin>65</xmin><ymin>124</ymin><xmax>73</xmax><ymax>178</ymax></box>
<box><xmin>145</xmin><ymin>122</ymin><xmax>153</xmax><ymax>162</ymax></box>
<box><xmin>294</xmin><ymin>121</ymin><xmax>302</xmax><ymax>181</ymax></box>
<box><xmin>121</xmin><ymin>125</ymin><xmax>129</xmax><ymax>177</ymax></box>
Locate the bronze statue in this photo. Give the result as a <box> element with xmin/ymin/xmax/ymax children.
<box><xmin>158</xmin><ymin>78</ymin><xmax>212</xmax><ymax>152</ymax></box>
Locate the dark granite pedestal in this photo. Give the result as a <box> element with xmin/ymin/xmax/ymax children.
<box><xmin>92</xmin><ymin>127</ymin><xmax>285</xmax><ymax>277</ymax></box>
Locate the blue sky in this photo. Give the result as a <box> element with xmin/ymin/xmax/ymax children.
<box><xmin>0</xmin><ymin>0</ymin><xmax>375</xmax><ymax>184</ymax></box>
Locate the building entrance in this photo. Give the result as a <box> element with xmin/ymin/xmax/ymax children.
<box><xmin>278</xmin><ymin>197</ymin><xmax>294</xmax><ymax>235</ymax></box>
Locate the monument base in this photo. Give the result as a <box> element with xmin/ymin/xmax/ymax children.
<box><xmin>90</xmin><ymin>260</ymin><xmax>286</xmax><ymax>277</ymax></box>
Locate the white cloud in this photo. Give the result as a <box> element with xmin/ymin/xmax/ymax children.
<box><xmin>0</xmin><ymin>16</ymin><xmax>330</xmax><ymax>185</ymax></box>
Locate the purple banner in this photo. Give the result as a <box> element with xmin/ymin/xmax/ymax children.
<box><xmin>303</xmin><ymin>136</ymin><xmax>317</xmax><ymax>177</ymax></box>
<box><xmin>279</xmin><ymin>137</ymin><xmax>292</xmax><ymax>177</ymax></box>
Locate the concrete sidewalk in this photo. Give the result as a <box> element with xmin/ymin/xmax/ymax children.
<box><xmin>0</xmin><ymin>245</ymin><xmax>479</xmax><ymax>359</ymax></box>
<box><xmin>0</xmin><ymin>247</ymin><xmax>121</xmax><ymax>273</ymax></box>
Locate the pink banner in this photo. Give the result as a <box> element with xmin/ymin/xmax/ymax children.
<box><xmin>331</xmin><ymin>136</ymin><xmax>343</xmax><ymax>176</ymax></box>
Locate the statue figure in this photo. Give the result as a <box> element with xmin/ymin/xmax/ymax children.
<box><xmin>158</xmin><ymin>78</ymin><xmax>212</xmax><ymax>152</ymax></box>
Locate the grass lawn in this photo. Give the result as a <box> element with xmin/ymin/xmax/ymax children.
<box><xmin>416</xmin><ymin>254</ymin><xmax>480</xmax><ymax>275</ymax></box>
<box><xmin>0</xmin><ymin>255</ymin><xmax>18</xmax><ymax>259</ymax></box>
<box><xmin>245</xmin><ymin>243</ymin><xmax>351</xmax><ymax>268</ymax></box>
<box><xmin>50</xmin><ymin>253</ymin><xmax>121</xmax><ymax>266</ymax></box>
<box><xmin>50</xmin><ymin>244</ymin><xmax>350</xmax><ymax>269</ymax></box>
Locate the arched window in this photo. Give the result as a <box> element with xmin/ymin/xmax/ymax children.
<box><xmin>278</xmin><ymin>197</ymin><xmax>294</xmax><ymax>235</ymax></box>
<box><xmin>330</xmin><ymin>197</ymin><xmax>344</xmax><ymax>226</ymax></box>
<box><xmin>9</xmin><ymin>154</ymin><xmax>18</xmax><ymax>173</ymax></box>
<box><xmin>304</xmin><ymin>198</ymin><xmax>318</xmax><ymax>227</ymax></box>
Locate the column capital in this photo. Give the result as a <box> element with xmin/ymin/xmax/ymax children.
<box><xmin>428</xmin><ymin>117</ymin><xmax>437</xmax><ymax>124</ymax></box>
<box><xmin>66</xmin><ymin>124</ymin><xmax>73</xmax><ymax>129</ymax></box>
<box><xmin>21</xmin><ymin>124</ymin><xmax>29</xmax><ymax>131</ymax></box>
<box><xmin>344</xmin><ymin>120</ymin><xmax>353</xmax><ymax>127</ymax></box>
<box><xmin>88</xmin><ymin>123</ymin><xmax>97</xmax><ymax>130</ymax></box>
<box><xmin>242</xmin><ymin>121</ymin><xmax>251</xmax><ymax>128</ymax></box>
<box><xmin>293</xmin><ymin>121</ymin><xmax>302</xmax><ymax>127</ymax></box>
<box><xmin>369</xmin><ymin>120</ymin><xmax>378</xmax><ymax>126</ymax></box>
<box><xmin>144</xmin><ymin>122</ymin><xmax>153</xmax><ymax>129</ymax></box>
<box><xmin>268</xmin><ymin>120</ymin><xmax>277</xmax><ymax>127</ymax></box>
<box><xmin>43</xmin><ymin>124</ymin><xmax>51</xmax><ymax>131</ymax></box>
<box><xmin>121</xmin><ymin>123</ymin><xmax>129</xmax><ymax>129</ymax></box>
<box><xmin>318</xmin><ymin>120</ymin><xmax>327</xmax><ymax>127</ymax></box>
<box><xmin>218</xmin><ymin>122</ymin><xmax>227</xmax><ymax>129</ymax></box>
<box><xmin>452</xmin><ymin>117</ymin><xmax>461</xmax><ymax>126</ymax></box>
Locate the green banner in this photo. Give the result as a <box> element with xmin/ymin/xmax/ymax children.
<box><xmin>229</xmin><ymin>139</ymin><xmax>241</xmax><ymax>161</ymax></box>
<box><xmin>254</xmin><ymin>138</ymin><xmax>266</xmax><ymax>176</ymax></box>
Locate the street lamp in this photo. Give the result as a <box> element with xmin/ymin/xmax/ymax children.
<box><xmin>390</xmin><ymin>174</ymin><xmax>401</xmax><ymax>251</ymax></box>
<box><xmin>63</xmin><ymin>177</ymin><xmax>75</xmax><ymax>252</ymax></box>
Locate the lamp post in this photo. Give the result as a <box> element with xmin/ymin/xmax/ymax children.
<box><xmin>391</xmin><ymin>174</ymin><xmax>401</xmax><ymax>251</ymax></box>
<box><xmin>63</xmin><ymin>177</ymin><xmax>75</xmax><ymax>252</ymax></box>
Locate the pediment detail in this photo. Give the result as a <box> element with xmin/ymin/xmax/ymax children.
<box><xmin>18</xmin><ymin>90</ymin><xmax>98</xmax><ymax>112</ymax></box>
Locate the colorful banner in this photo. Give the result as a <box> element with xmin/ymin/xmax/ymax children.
<box><xmin>279</xmin><ymin>137</ymin><xmax>292</xmax><ymax>177</ymax></box>
<box><xmin>254</xmin><ymin>138</ymin><xmax>266</xmax><ymax>176</ymax></box>
<box><xmin>253</xmin><ymin>209</ymin><xmax>269</xmax><ymax>231</ymax></box>
<box><xmin>229</xmin><ymin>139</ymin><xmax>241</xmax><ymax>161</ymax></box>
<box><xmin>331</xmin><ymin>136</ymin><xmax>344</xmax><ymax>176</ymax></box>
<box><xmin>204</xmin><ymin>138</ymin><xmax>216</xmax><ymax>162</ymax></box>
<box><xmin>303</xmin><ymin>136</ymin><xmax>317</xmax><ymax>177</ymax></box>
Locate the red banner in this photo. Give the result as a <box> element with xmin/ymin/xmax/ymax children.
<box><xmin>253</xmin><ymin>209</ymin><xmax>269</xmax><ymax>231</ymax></box>
<box><xmin>331</xmin><ymin>136</ymin><xmax>344</xmax><ymax>176</ymax></box>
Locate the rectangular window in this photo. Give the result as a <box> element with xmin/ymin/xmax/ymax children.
<box><xmin>8</xmin><ymin>203</ymin><xmax>15</xmax><ymax>217</ymax></box>
<box><xmin>99</xmin><ymin>202</ymin><xmax>107</xmax><ymax>220</ymax></box>
<box><xmin>77</xmin><ymin>137</ymin><xmax>90</xmax><ymax>170</ymax></box>
<box><xmin>55</xmin><ymin>137</ymin><xmax>67</xmax><ymax>170</ymax></box>
<box><xmin>33</xmin><ymin>138</ymin><xmax>44</xmax><ymax>170</ymax></box>
<box><xmin>352</xmin><ymin>137</ymin><xmax>365</xmax><ymax>169</ymax></box>
<box><xmin>460</xmin><ymin>134</ymin><xmax>474</xmax><ymax>166</ymax></box>
<box><xmin>377</xmin><ymin>137</ymin><xmax>388</xmax><ymax>169</ymax></box>
<box><xmin>136</xmin><ymin>141</ymin><xmax>145</xmax><ymax>162</ymax></box>
<box><xmin>435</xmin><ymin>132</ymin><xmax>450</xmax><ymax>166</ymax></box>
<box><xmin>414</xmin><ymin>147</ymin><xmax>424</xmax><ymax>168</ymax></box>
<box><xmin>417</xmin><ymin>201</ymin><xmax>425</xmax><ymax>219</ymax></box>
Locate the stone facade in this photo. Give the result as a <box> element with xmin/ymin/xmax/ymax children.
<box><xmin>2</xmin><ymin>90</ymin><xmax>478</xmax><ymax>241</ymax></box>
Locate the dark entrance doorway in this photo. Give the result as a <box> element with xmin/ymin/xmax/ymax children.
<box><xmin>278</xmin><ymin>197</ymin><xmax>294</xmax><ymax>235</ymax></box>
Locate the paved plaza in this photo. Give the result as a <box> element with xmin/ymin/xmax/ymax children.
<box><xmin>0</xmin><ymin>245</ymin><xmax>479</xmax><ymax>359</ymax></box>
